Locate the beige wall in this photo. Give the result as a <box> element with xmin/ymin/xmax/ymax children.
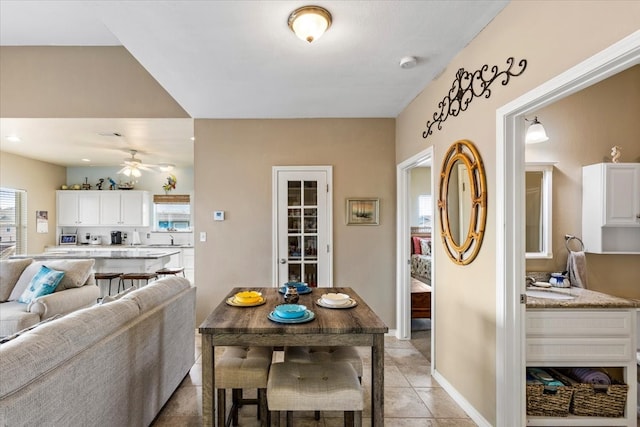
<box><xmin>0</xmin><ymin>151</ymin><xmax>66</xmax><ymax>253</ymax></box>
<box><xmin>0</xmin><ymin>46</ymin><xmax>188</xmax><ymax>118</ymax></box>
<box><xmin>526</xmin><ymin>65</ymin><xmax>640</xmax><ymax>299</ymax></box>
<box><xmin>193</xmin><ymin>119</ymin><xmax>396</xmax><ymax>325</ymax></box>
<box><xmin>395</xmin><ymin>1</ymin><xmax>640</xmax><ymax>424</ymax></box>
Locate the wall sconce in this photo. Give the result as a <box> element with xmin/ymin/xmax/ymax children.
<box><xmin>288</xmin><ymin>5</ymin><xmax>332</xmax><ymax>43</ymax></box>
<box><xmin>525</xmin><ymin>116</ymin><xmax>549</xmax><ymax>144</ymax></box>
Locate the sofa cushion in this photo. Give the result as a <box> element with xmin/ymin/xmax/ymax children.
<box><xmin>18</xmin><ymin>266</ymin><xmax>65</xmax><ymax>304</ymax></box>
<box><xmin>0</xmin><ymin>314</ymin><xmax>62</xmax><ymax>344</ymax></box>
<box><xmin>0</xmin><ymin>301</ymin><xmax>40</xmax><ymax>337</ymax></box>
<box><xmin>121</xmin><ymin>276</ymin><xmax>190</xmax><ymax>313</ymax></box>
<box><xmin>9</xmin><ymin>259</ymin><xmax>95</xmax><ymax>300</ymax></box>
<box><xmin>0</xmin><ymin>298</ymin><xmax>140</xmax><ymax>398</ymax></box>
<box><xmin>0</xmin><ymin>258</ymin><xmax>33</xmax><ymax>302</ymax></box>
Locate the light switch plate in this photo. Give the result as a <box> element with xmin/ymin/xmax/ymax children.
<box><xmin>199</xmin><ymin>232</ymin><xmax>207</xmax><ymax>242</ymax></box>
<box><xmin>213</xmin><ymin>211</ymin><xmax>225</xmax><ymax>221</ymax></box>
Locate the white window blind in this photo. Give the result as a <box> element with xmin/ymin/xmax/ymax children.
<box><xmin>0</xmin><ymin>188</ymin><xmax>27</xmax><ymax>257</ymax></box>
<box><xmin>418</xmin><ymin>194</ymin><xmax>432</xmax><ymax>219</ymax></box>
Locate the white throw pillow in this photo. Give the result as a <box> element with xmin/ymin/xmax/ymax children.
<box><xmin>9</xmin><ymin>259</ymin><xmax>95</xmax><ymax>300</ymax></box>
<box><xmin>0</xmin><ymin>258</ymin><xmax>33</xmax><ymax>302</ymax></box>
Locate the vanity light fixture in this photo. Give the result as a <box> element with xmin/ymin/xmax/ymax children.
<box><xmin>288</xmin><ymin>5</ymin><xmax>332</xmax><ymax>43</ymax></box>
<box><xmin>525</xmin><ymin>116</ymin><xmax>549</xmax><ymax>144</ymax></box>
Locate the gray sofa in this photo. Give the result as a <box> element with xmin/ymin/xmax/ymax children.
<box><xmin>0</xmin><ymin>258</ymin><xmax>101</xmax><ymax>336</ymax></box>
<box><xmin>0</xmin><ymin>276</ymin><xmax>196</xmax><ymax>426</ymax></box>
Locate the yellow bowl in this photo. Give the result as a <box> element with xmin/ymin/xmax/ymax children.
<box><xmin>235</xmin><ymin>291</ymin><xmax>262</xmax><ymax>304</ymax></box>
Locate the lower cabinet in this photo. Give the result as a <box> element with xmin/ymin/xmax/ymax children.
<box><xmin>164</xmin><ymin>247</ymin><xmax>194</xmax><ymax>283</ymax></box>
<box><xmin>526</xmin><ymin>309</ymin><xmax>637</xmax><ymax>426</ymax></box>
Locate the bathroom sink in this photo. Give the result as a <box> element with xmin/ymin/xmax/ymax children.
<box><xmin>525</xmin><ymin>289</ymin><xmax>575</xmax><ymax>300</ymax></box>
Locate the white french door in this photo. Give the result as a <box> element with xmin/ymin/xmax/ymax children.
<box><xmin>272</xmin><ymin>166</ymin><xmax>332</xmax><ymax>288</ymax></box>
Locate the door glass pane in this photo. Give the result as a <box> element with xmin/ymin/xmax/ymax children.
<box><xmin>304</xmin><ymin>181</ymin><xmax>317</xmax><ymax>205</ymax></box>
<box><xmin>304</xmin><ymin>208</ymin><xmax>317</xmax><ymax>232</ymax></box>
<box><xmin>304</xmin><ymin>236</ymin><xmax>317</xmax><ymax>259</ymax></box>
<box><xmin>288</xmin><ymin>236</ymin><xmax>301</xmax><ymax>259</ymax></box>
<box><xmin>288</xmin><ymin>263</ymin><xmax>302</xmax><ymax>282</ymax></box>
<box><xmin>305</xmin><ymin>264</ymin><xmax>317</xmax><ymax>287</ymax></box>
<box><xmin>288</xmin><ymin>181</ymin><xmax>301</xmax><ymax>206</ymax></box>
<box><xmin>288</xmin><ymin>208</ymin><xmax>301</xmax><ymax>233</ymax></box>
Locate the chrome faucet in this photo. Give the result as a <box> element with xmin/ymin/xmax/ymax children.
<box><xmin>170</xmin><ymin>234</ymin><xmax>174</xmax><ymax>246</ymax></box>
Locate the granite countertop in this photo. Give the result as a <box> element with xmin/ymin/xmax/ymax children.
<box><xmin>12</xmin><ymin>249</ymin><xmax>180</xmax><ymax>260</ymax></box>
<box><xmin>525</xmin><ymin>286</ymin><xmax>638</xmax><ymax>309</ymax></box>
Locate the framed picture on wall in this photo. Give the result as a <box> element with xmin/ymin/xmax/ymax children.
<box><xmin>346</xmin><ymin>198</ymin><xmax>379</xmax><ymax>225</ymax></box>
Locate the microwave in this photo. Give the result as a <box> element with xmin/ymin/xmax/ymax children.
<box><xmin>59</xmin><ymin>234</ymin><xmax>78</xmax><ymax>245</ymax></box>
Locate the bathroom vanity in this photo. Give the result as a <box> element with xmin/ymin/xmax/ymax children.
<box><xmin>526</xmin><ymin>287</ymin><xmax>637</xmax><ymax>426</ymax></box>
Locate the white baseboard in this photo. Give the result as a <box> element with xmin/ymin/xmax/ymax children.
<box><xmin>386</xmin><ymin>328</ymin><xmax>397</xmax><ymax>337</ymax></box>
<box><xmin>432</xmin><ymin>369</ymin><xmax>492</xmax><ymax>427</ymax></box>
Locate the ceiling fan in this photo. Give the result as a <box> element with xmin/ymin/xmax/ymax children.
<box><xmin>117</xmin><ymin>149</ymin><xmax>157</xmax><ymax>177</ymax></box>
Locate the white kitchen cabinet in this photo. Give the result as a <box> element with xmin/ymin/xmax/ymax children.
<box><xmin>100</xmin><ymin>191</ymin><xmax>149</xmax><ymax>226</ymax></box>
<box><xmin>582</xmin><ymin>163</ymin><xmax>640</xmax><ymax>254</ymax></box>
<box><xmin>526</xmin><ymin>308</ymin><xmax>637</xmax><ymax>426</ymax></box>
<box><xmin>57</xmin><ymin>191</ymin><xmax>100</xmax><ymax>226</ymax></box>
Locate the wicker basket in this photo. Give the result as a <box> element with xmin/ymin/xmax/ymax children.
<box><xmin>526</xmin><ymin>384</ymin><xmax>573</xmax><ymax>417</ymax></box>
<box><xmin>571</xmin><ymin>383</ymin><xmax>628</xmax><ymax>417</ymax></box>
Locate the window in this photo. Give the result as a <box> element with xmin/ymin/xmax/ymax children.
<box><xmin>0</xmin><ymin>188</ymin><xmax>27</xmax><ymax>258</ymax></box>
<box><xmin>153</xmin><ymin>194</ymin><xmax>191</xmax><ymax>231</ymax></box>
<box><xmin>418</xmin><ymin>194</ymin><xmax>432</xmax><ymax>226</ymax></box>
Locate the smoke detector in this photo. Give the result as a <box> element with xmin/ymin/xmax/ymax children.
<box><xmin>399</xmin><ymin>56</ymin><xmax>418</xmax><ymax>69</ymax></box>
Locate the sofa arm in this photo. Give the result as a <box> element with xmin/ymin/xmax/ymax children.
<box><xmin>27</xmin><ymin>285</ymin><xmax>100</xmax><ymax>319</ymax></box>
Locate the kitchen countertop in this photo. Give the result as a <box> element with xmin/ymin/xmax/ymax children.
<box><xmin>46</xmin><ymin>244</ymin><xmax>193</xmax><ymax>249</ymax></box>
<box><xmin>525</xmin><ymin>286</ymin><xmax>638</xmax><ymax>309</ymax></box>
<box><xmin>12</xmin><ymin>249</ymin><xmax>180</xmax><ymax>260</ymax></box>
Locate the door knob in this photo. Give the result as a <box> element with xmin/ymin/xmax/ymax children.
<box><xmin>279</xmin><ymin>259</ymin><xmax>287</xmax><ymax>264</ymax></box>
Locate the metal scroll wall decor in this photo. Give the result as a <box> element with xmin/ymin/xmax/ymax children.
<box><xmin>422</xmin><ymin>57</ymin><xmax>527</xmax><ymax>139</ymax></box>
<box><xmin>438</xmin><ymin>139</ymin><xmax>487</xmax><ymax>265</ymax></box>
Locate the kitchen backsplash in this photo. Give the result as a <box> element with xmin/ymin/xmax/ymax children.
<box><xmin>57</xmin><ymin>226</ymin><xmax>193</xmax><ymax>247</ymax></box>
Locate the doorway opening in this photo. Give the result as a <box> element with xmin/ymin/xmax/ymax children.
<box><xmin>496</xmin><ymin>31</ymin><xmax>640</xmax><ymax>426</ymax></box>
<box><xmin>396</xmin><ymin>146</ymin><xmax>434</xmax><ymax>361</ymax></box>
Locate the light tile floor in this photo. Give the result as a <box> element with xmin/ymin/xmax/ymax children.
<box><xmin>151</xmin><ymin>327</ymin><xmax>476</xmax><ymax>426</ymax></box>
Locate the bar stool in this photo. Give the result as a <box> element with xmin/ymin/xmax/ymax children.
<box><xmin>267</xmin><ymin>361</ymin><xmax>363</xmax><ymax>427</ymax></box>
<box><xmin>94</xmin><ymin>272</ymin><xmax>123</xmax><ymax>296</ymax></box>
<box><xmin>119</xmin><ymin>272</ymin><xmax>158</xmax><ymax>292</ymax></box>
<box><xmin>216</xmin><ymin>346</ymin><xmax>273</xmax><ymax>427</ymax></box>
<box><xmin>155</xmin><ymin>267</ymin><xmax>185</xmax><ymax>277</ymax></box>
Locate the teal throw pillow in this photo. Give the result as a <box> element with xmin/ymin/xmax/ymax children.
<box><xmin>18</xmin><ymin>265</ymin><xmax>65</xmax><ymax>304</ymax></box>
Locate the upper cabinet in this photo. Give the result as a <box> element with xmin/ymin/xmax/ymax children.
<box><xmin>57</xmin><ymin>190</ymin><xmax>150</xmax><ymax>227</ymax></box>
<box><xmin>57</xmin><ymin>191</ymin><xmax>101</xmax><ymax>226</ymax></box>
<box><xmin>100</xmin><ymin>191</ymin><xmax>150</xmax><ymax>226</ymax></box>
<box><xmin>582</xmin><ymin>163</ymin><xmax>640</xmax><ymax>254</ymax></box>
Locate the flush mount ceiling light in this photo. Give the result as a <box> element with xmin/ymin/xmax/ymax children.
<box><xmin>525</xmin><ymin>116</ymin><xmax>549</xmax><ymax>144</ymax></box>
<box><xmin>5</xmin><ymin>135</ymin><xmax>21</xmax><ymax>142</ymax></box>
<box><xmin>288</xmin><ymin>5</ymin><xmax>332</xmax><ymax>43</ymax></box>
<box><xmin>399</xmin><ymin>56</ymin><xmax>418</xmax><ymax>69</ymax></box>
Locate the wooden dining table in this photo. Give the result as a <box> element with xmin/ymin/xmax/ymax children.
<box><xmin>199</xmin><ymin>286</ymin><xmax>388</xmax><ymax>426</ymax></box>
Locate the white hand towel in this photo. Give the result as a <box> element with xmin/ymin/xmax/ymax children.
<box><xmin>566</xmin><ymin>251</ymin><xmax>588</xmax><ymax>289</ymax></box>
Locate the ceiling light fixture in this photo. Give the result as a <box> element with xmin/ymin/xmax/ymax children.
<box><xmin>118</xmin><ymin>150</ymin><xmax>151</xmax><ymax>178</ymax></box>
<box><xmin>288</xmin><ymin>5</ymin><xmax>332</xmax><ymax>43</ymax></box>
<box><xmin>6</xmin><ymin>135</ymin><xmax>21</xmax><ymax>142</ymax></box>
<box><xmin>525</xmin><ymin>116</ymin><xmax>549</xmax><ymax>144</ymax></box>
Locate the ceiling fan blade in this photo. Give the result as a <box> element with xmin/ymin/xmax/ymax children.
<box><xmin>117</xmin><ymin>166</ymin><xmax>128</xmax><ymax>175</ymax></box>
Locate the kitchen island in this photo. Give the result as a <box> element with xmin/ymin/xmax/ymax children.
<box><xmin>526</xmin><ymin>287</ymin><xmax>637</xmax><ymax>426</ymax></box>
<box><xmin>12</xmin><ymin>249</ymin><xmax>180</xmax><ymax>296</ymax></box>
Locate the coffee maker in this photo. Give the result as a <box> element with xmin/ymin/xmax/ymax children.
<box><xmin>110</xmin><ymin>231</ymin><xmax>123</xmax><ymax>245</ymax></box>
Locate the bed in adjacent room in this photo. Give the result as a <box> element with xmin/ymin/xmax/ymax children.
<box><xmin>410</xmin><ymin>228</ymin><xmax>432</xmax><ymax>319</ymax></box>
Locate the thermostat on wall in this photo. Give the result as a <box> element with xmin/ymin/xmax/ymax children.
<box><xmin>214</xmin><ymin>211</ymin><xmax>225</xmax><ymax>221</ymax></box>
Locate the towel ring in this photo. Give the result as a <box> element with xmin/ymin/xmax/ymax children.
<box><xmin>564</xmin><ymin>235</ymin><xmax>585</xmax><ymax>252</ymax></box>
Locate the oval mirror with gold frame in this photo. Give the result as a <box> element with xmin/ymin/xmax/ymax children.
<box><xmin>438</xmin><ymin>139</ymin><xmax>487</xmax><ymax>265</ymax></box>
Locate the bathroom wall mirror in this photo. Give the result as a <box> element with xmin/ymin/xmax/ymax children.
<box><xmin>438</xmin><ymin>139</ymin><xmax>487</xmax><ymax>265</ymax></box>
<box><xmin>525</xmin><ymin>163</ymin><xmax>554</xmax><ymax>259</ymax></box>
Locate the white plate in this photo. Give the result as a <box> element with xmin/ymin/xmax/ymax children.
<box><xmin>315</xmin><ymin>298</ymin><xmax>357</xmax><ymax>309</ymax></box>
